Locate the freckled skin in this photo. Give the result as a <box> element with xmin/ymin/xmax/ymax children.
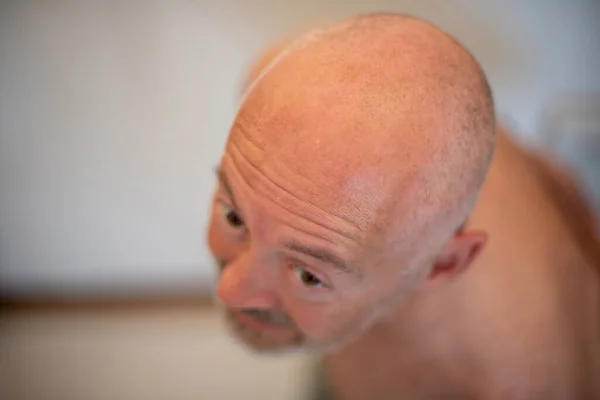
<box><xmin>207</xmin><ymin>13</ymin><xmax>600</xmax><ymax>399</ymax></box>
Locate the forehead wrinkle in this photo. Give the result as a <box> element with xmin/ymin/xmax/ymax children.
<box><xmin>228</xmin><ymin>126</ymin><xmax>398</xmax><ymax>257</ymax></box>
<box><xmin>227</xmin><ymin>131</ymin><xmax>368</xmax><ymax>237</ymax></box>
<box><xmin>223</xmin><ymin>154</ymin><xmax>360</xmax><ymax>255</ymax></box>
<box><xmin>231</xmin><ymin>117</ymin><xmax>265</xmax><ymax>153</ymax></box>
<box><xmin>233</xmin><ymin>93</ymin><xmax>396</xmax><ymax>230</ymax></box>
<box><xmin>266</xmin><ymin>150</ymin><xmax>379</xmax><ymax>230</ymax></box>
<box><xmin>225</xmin><ymin>142</ymin><xmax>367</xmax><ymax>246</ymax></box>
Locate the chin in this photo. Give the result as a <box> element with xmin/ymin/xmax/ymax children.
<box><xmin>224</xmin><ymin>311</ymin><xmax>308</xmax><ymax>355</ymax></box>
<box><xmin>223</xmin><ymin>310</ymin><xmax>358</xmax><ymax>356</ymax></box>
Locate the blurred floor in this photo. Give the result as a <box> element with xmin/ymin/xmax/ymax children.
<box><xmin>0</xmin><ymin>304</ymin><xmax>315</xmax><ymax>400</ymax></box>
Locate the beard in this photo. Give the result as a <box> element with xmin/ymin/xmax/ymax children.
<box><xmin>224</xmin><ymin>307</ymin><xmax>308</xmax><ymax>355</ymax></box>
<box><xmin>212</xmin><ymin>296</ymin><xmax>313</xmax><ymax>355</ymax></box>
<box><xmin>213</xmin><ymin>296</ymin><xmax>385</xmax><ymax>356</ymax></box>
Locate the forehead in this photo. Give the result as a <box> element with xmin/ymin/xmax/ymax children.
<box><xmin>225</xmin><ymin>114</ymin><xmax>390</xmax><ymax>239</ymax></box>
<box><xmin>218</xmin><ymin>151</ymin><xmax>366</xmax><ymax>273</ymax></box>
<box><xmin>219</xmin><ymin>148</ymin><xmax>418</xmax><ymax>284</ymax></box>
<box><xmin>223</xmin><ymin>122</ymin><xmax>420</xmax><ymax>276</ymax></box>
<box><xmin>224</xmin><ymin>44</ymin><xmax>427</xmax><ymax>255</ymax></box>
<box><xmin>220</xmin><ymin>138</ymin><xmax>369</xmax><ymax>242</ymax></box>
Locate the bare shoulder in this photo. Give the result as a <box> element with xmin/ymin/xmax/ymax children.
<box><xmin>474</xmin><ymin>129</ymin><xmax>599</xmax><ymax>270</ymax></box>
<box><xmin>467</xmin><ymin>130</ymin><xmax>600</xmax><ymax>398</ymax></box>
<box><xmin>523</xmin><ymin>142</ymin><xmax>599</xmax><ymax>246</ymax></box>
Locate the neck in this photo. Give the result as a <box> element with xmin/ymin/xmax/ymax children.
<box><xmin>328</xmin><ymin>284</ymin><xmax>484</xmax><ymax>398</ymax></box>
<box><xmin>371</xmin><ymin>284</ymin><xmax>462</xmax><ymax>353</ymax></box>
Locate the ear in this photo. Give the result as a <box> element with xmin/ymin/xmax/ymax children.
<box><xmin>426</xmin><ymin>231</ymin><xmax>488</xmax><ymax>286</ymax></box>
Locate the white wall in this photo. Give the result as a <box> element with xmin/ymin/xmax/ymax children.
<box><xmin>1</xmin><ymin>1</ymin><xmax>598</xmax><ymax>297</ymax></box>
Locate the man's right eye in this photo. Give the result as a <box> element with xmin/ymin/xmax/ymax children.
<box><xmin>223</xmin><ymin>205</ymin><xmax>245</xmax><ymax>228</ymax></box>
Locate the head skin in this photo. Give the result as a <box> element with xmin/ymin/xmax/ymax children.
<box><xmin>207</xmin><ymin>13</ymin><xmax>496</xmax><ymax>354</ymax></box>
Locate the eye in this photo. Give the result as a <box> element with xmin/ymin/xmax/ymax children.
<box><xmin>293</xmin><ymin>265</ymin><xmax>323</xmax><ymax>288</ymax></box>
<box><xmin>222</xmin><ymin>204</ymin><xmax>245</xmax><ymax>229</ymax></box>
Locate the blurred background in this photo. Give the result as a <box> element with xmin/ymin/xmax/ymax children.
<box><xmin>0</xmin><ymin>1</ymin><xmax>598</xmax><ymax>399</ymax></box>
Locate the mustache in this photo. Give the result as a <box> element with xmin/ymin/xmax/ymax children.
<box><xmin>238</xmin><ymin>308</ymin><xmax>296</xmax><ymax>328</ymax></box>
<box><xmin>214</xmin><ymin>259</ymin><xmax>296</xmax><ymax>328</ymax></box>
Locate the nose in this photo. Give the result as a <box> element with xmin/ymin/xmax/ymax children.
<box><xmin>217</xmin><ymin>252</ymin><xmax>277</xmax><ymax>310</ymax></box>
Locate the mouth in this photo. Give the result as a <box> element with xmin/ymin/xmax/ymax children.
<box><xmin>231</xmin><ymin>310</ymin><xmax>293</xmax><ymax>333</ymax></box>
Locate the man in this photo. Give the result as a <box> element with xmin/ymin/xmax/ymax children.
<box><xmin>207</xmin><ymin>14</ymin><xmax>600</xmax><ymax>399</ymax></box>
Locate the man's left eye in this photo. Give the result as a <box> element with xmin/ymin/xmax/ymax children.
<box><xmin>294</xmin><ymin>266</ymin><xmax>323</xmax><ymax>288</ymax></box>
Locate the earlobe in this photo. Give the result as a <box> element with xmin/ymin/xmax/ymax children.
<box><xmin>427</xmin><ymin>231</ymin><xmax>488</xmax><ymax>285</ymax></box>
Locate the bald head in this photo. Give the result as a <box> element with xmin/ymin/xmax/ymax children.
<box><xmin>210</xmin><ymin>13</ymin><xmax>496</xmax><ymax>353</ymax></box>
<box><xmin>233</xmin><ymin>14</ymin><xmax>495</xmax><ymax>254</ymax></box>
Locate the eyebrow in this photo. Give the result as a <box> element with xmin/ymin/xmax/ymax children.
<box><xmin>283</xmin><ymin>240</ymin><xmax>355</xmax><ymax>275</ymax></box>
<box><xmin>215</xmin><ymin>167</ymin><xmax>240</xmax><ymax>209</ymax></box>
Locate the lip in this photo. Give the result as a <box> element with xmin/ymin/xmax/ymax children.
<box><xmin>232</xmin><ymin>310</ymin><xmax>291</xmax><ymax>332</ymax></box>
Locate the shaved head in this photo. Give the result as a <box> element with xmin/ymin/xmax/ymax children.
<box><xmin>209</xmin><ymin>13</ymin><xmax>496</xmax><ymax>354</ymax></box>
<box><xmin>237</xmin><ymin>14</ymin><xmax>494</xmax><ymax>258</ymax></box>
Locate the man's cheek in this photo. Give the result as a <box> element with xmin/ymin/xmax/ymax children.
<box><xmin>289</xmin><ymin>304</ymin><xmax>345</xmax><ymax>339</ymax></box>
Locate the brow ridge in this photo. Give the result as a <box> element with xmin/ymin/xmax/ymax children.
<box><xmin>283</xmin><ymin>240</ymin><xmax>354</xmax><ymax>275</ymax></box>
